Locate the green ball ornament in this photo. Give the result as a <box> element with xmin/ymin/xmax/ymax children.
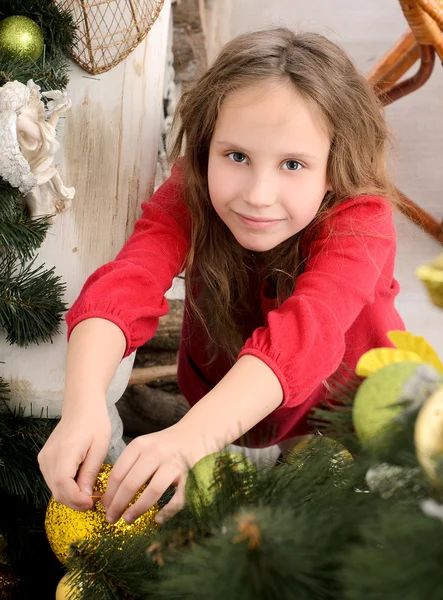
<box><xmin>186</xmin><ymin>451</ymin><xmax>256</xmax><ymax>513</ymax></box>
<box><xmin>352</xmin><ymin>361</ymin><xmax>427</xmax><ymax>446</ymax></box>
<box><xmin>0</xmin><ymin>16</ymin><xmax>44</xmax><ymax>61</ymax></box>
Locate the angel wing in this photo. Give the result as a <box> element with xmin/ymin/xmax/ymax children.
<box><xmin>0</xmin><ymin>109</ymin><xmax>37</xmax><ymax>193</ymax></box>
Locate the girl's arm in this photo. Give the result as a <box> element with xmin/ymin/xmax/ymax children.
<box><xmin>177</xmin><ymin>354</ymin><xmax>283</xmax><ymax>450</ymax></box>
<box><xmin>66</xmin><ymin>164</ymin><xmax>190</xmax><ymax>358</ymax></box>
<box><xmin>38</xmin><ymin>318</ymin><xmax>127</xmax><ymax>510</ymax></box>
<box><xmin>101</xmin><ymin>355</ymin><xmax>282</xmax><ymax>524</ymax></box>
<box><xmin>39</xmin><ymin>166</ymin><xmax>190</xmax><ymax>510</ymax></box>
<box><xmin>63</xmin><ymin>318</ymin><xmax>126</xmax><ymax>413</ymax></box>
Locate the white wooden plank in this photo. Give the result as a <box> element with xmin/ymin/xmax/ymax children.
<box><xmin>1</xmin><ymin>0</ymin><xmax>172</xmax><ymax>416</ymax></box>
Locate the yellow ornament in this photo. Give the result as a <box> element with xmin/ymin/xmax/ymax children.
<box><xmin>387</xmin><ymin>331</ymin><xmax>443</xmax><ymax>373</ymax></box>
<box><xmin>45</xmin><ymin>464</ymin><xmax>159</xmax><ymax>564</ymax></box>
<box><xmin>416</xmin><ymin>254</ymin><xmax>443</xmax><ymax>309</ymax></box>
<box><xmin>415</xmin><ymin>386</ymin><xmax>443</xmax><ymax>487</ymax></box>
<box><xmin>56</xmin><ymin>573</ymin><xmax>82</xmax><ymax>600</ymax></box>
<box><xmin>0</xmin><ymin>16</ymin><xmax>44</xmax><ymax>61</ymax></box>
<box><xmin>356</xmin><ymin>330</ymin><xmax>443</xmax><ymax>378</ymax></box>
<box><xmin>356</xmin><ymin>347</ymin><xmax>426</xmax><ymax>378</ymax></box>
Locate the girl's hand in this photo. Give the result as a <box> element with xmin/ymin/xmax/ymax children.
<box><xmin>100</xmin><ymin>423</ymin><xmax>210</xmax><ymax>525</ymax></box>
<box><xmin>38</xmin><ymin>401</ymin><xmax>112</xmax><ymax>511</ymax></box>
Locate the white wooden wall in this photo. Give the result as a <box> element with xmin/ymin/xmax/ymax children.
<box><xmin>1</xmin><ymin>0</ymin><xmax>172</xmax><ymax>417</ymax></box>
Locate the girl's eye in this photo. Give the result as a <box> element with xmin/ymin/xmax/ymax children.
<box><xmin>227</xmin><ymin>152</ymin><xmax>248</xmax><ymax>164</ymax></box>
<box><xmin>283</xmin><ymin>160</ymin><xmax>302</xmax><ymax>171</ymax></box>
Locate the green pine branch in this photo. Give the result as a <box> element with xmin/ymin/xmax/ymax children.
<box><xmin>65</xmin><ymin>431</ymin><xmax>435</xmax><ymax>600</ymax></box>
<box><xmin>0</xmin><ymin>404</ymin><xmax>56</xmax><ymax>506</ymax></box>
<box><xmin>341</xmin><ymin>504</ymin><xmax>443</xmax><ymax>600</ymax></box>
<box><xmin>309</xmin><ymin>379</ymin><xmax>361</xmax><ymax>455</ymax></box>
<box><xmin>0</xmin><ymin>49</ymin><xmax>70</xmax><ymax>91</ymax></box>
<box><xmin>64</xmin><ymin>449</ymin><xmax>353</xmax><ymax>599</ymax></box>
<box><xmin>0</xmin><ymin>185</ymin><xmax>50</xmax><ymax>260</ymax></box>
<box><xmin>155</xmin><ymin>505</ymin><xmax>340</xmax><ymax>600</ymax></box>
<box><xmin>67</xmin><ymin>534</ymin><xmax>161</xmax><ymax>600</ymax></box>
<box><xmin>0</xmin><ymin>256</ymin><xmax>67</xmax><ymax>346</ymax></box>
<box><xmin>0</xmin><ymin>180</ymin><xmax>20</xmax><ymax>222</ymax></box>
<box><xmin>0</xmin><ymin>213</ymin><xmax>50</xmax><ymax>262</ymax></box>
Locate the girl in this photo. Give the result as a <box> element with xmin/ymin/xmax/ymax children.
<box><xmin>38</xmin><ymin>28</ymin><xmax>405</xmax><ymax>524</ymax></box>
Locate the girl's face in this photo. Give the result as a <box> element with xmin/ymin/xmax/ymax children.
<box><xmin>208</xmin><ymin>80</ymin><xmax>331</xmax><ymax>252</ymax></box>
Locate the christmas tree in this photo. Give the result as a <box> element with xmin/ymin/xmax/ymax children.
<box><xmin>45</xmin><ymin>331</ymin><xmax>443</xmax><ymax>600</ymax></box>
<box><xmin>0</xmin><ymin>0</ymin><xmax>75</xmax><ymax>346</ymax></box>
<box><xmin>0</xmin><ymin>1</ymin><xmax>75</xmax><ymax>597</ymax></box>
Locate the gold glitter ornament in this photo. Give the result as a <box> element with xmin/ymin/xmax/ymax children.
<box><xmin>56</xmin><ymin>573</ymin><xmax>82</xmax><ymax>600</ymax></box>
<box><xmin>0</xmin><ymin>16</ymin><xmax>44</xmax><ymax>61</ymax></box>
<box><xmin>45</xmin><ymin>463</ymin><xmax>159</xmax><ymax>564</ymax></box>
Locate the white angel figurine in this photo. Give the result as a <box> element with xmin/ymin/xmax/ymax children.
<box><xmin>0</xmin><ymin>79</ymin><xmax>75</xmax><ymax>218</ymax></box>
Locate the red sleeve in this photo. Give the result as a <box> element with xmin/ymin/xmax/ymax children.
<box><xmin>238</xmin><ymin>196</ymin><xmax>396</xmax><ymax>406</ymax></box>
<box><xmin>66</xmin><ymin>165</ymin><xmax>190</xmax><ymax>357</ymax></box>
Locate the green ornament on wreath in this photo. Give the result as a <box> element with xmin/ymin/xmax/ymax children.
<box><xmin>0</xmin><ymin>16</ymin><xmax>44</xmax><ymax>61</ymax></box>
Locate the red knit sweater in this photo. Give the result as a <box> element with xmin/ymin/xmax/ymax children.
<box><xmin>66</xmin><ymin>165</ymin><xmax>404</xmax><ymax>448</ymax></box>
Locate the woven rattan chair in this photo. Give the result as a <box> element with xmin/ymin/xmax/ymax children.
<box><xmin>367</xmin><ymin>0</ymin><xmax>443</xmax><ymax>244</ymax></box>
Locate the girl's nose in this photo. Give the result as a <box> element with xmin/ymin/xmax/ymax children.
<box><xmin>244</xmin><ymin>175</ymin><xmax>276</xmax><ymax>208</ymax></box>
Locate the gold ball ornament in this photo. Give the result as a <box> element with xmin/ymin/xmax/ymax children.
<box><xmin>56</xmin><ymin>573</ymin><xmax>82</xmax><ymax>600</ymax></box>
<box><xmin>416</xmin><ymin>254</ymin><xmax>443</xmax><ymax>310</ymax></box>
<box><xmin>0</xmin><ymin>16</ymin><xmax>44</xmax><ymax>61</ymax></box>
<box><xmin>415</xmin><ymin>386</ymin><xmax>443</xmax><ymax>487</ymax></box>
<box><xmin>45</xmin><ymin>464</ymin><xmax>159</xmax><ymax>564</ymax></box>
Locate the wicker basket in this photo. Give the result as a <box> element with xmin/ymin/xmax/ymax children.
<box><xmin>399</xmin><ymin>0</ymin><xmax>443</xmax><ymax>59</ymax></box>
<box><xmin>58</xmin><ymin>0</ymin><xmax>165</xmax><ymax>75</ymax></box>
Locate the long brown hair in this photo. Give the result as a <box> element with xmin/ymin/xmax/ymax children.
<box><xmin>169</xmin><ymin>28</ymin><xmax>395</xmax><ymax>363</ymax></box>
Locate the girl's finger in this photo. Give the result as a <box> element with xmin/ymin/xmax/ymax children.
<box><xmin>122</xmin><ymin>466</ymin><xmax>178</xmax><ymax>524</ymax></box>
<box><xmin>50</xmin><ymin>453</ymin><xmax>93</xmax><ymax>510</ymax></box>
<box><xmin>105</xmin><ymin>458</ymin><xmax>159</xmax><ymax>523</ymax></box>
<box><xmin>76</xmin><ymin>439</ymin><xmax>109</xmax><ymax>498</ymax></box>
<box><xmin>155</xmin><ymin>479</ymin><xmax>186</xmax><ymax>524</ymax></box>
<box><xmin>101</xmin><ymin>444</ymin><xmax>140</xmax><ymax>510</ymax></box>
<box><xmin>52</xmin><ymin>476</ymin><xmax>92</xmax><ymax>511</ymax></box>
